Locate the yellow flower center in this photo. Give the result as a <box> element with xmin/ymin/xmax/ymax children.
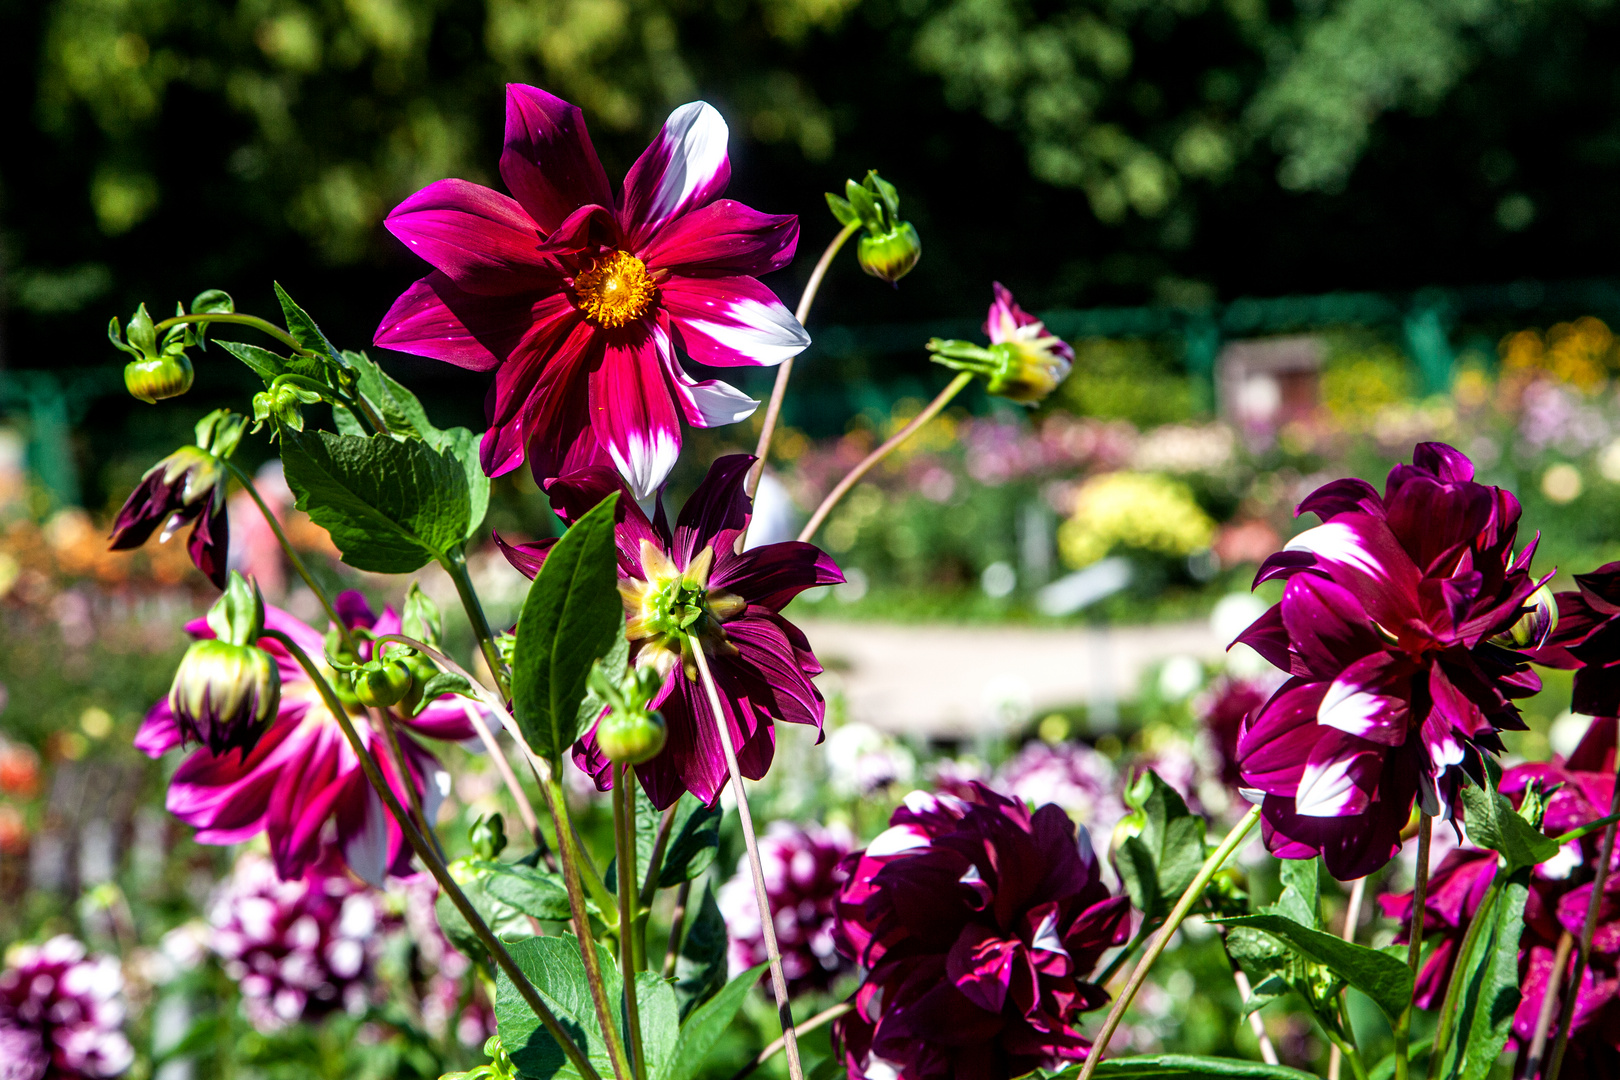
<box><xmin>620</xmin><ymin>542</ymin><xmax>744</xmax><ymax>680</ymax></box>
<box><xmin>573</xmin><ymin>250</ymin><xmax>657</xmax><ymax>328</ymax></box>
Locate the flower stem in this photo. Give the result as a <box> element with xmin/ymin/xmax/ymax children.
<box><xmin>1094</xmin><ymin>920</ymin><xmax>1157</xmax><ymax>988</ymax></box>
<box><xmin>1075</xmin><ymin>805</ymin><xmax>1262</xmax><ymax>1080</ymax></box>
<box><xmin>1426</xmin><ymin>873</ymin><xmax>1501</xmax><ymax>1079</ymax></box>
<box><xmin>457</xmin><ymin>699</ymin><xmax>547</xmax><ymax>856</ymax></box>
<box><xmin>662</xmin><ymin>880</ymin><xmax>691</xmax><ymax>979</ymax></box>
<box><xmin>1393</xmin><ymin>813</ymin><xmax>1434</xmax><ymax>1080</ymax></box>
<box><xmin>797</xmin><ymin>371</ymin><xmax>974</xmax><ymax>544</ymax></box>
<box><xmin>689</xmin><ymin>644</ymin><xmax>805</xmax><ymax>1080</ymax></box>
<box><xmin>1546</xmin><ymin>729</ymin><xmax>1620</xmax><ymax>1080</ymax></box>
<box><xmin>636</xmin><ymin>803</ymin><xmax>681</xmax><ymax>970</ymax></box>
<box><xmin>1525</xmin><ymin>930</ymin><xmax>1575</xmax><ymax>1078</ymax></box>
<box><xmin>439</xmin><ymin>547</ymin><xmax>511</xmax><ymax>701</ymax></box>
<box><xmin>1329</xmin><ymin>876</ymin><xmax>1369</xmax><ymax>1080</ymax></box>
<box><xmin>1229</xmin><ymin>965</ymin><xmax>1280</xmax><ymax>1066</ymax></box>
<box><xmin>371</xmin><ymin>704</ymin><xmax>445</xmax><ymax>863</ymax></box>
<box><xmin>746</xmin><ymin>221</ymin><xmax>859</xmax><ymax>502</ymax></box>
<box><xmin>153</xmin><ymin>312</ymin><xmax>314</xmax><ymax>357</ymax></box>
<box><xmin>615</xmin><ymin>765</ymin><xmax>646</xmax><ymax>1080</ymax></box>
<box><xmin>541</xmin><ymin>770</ymin><xmax>635</xmax><ymax>1080</ymax></box>
<box><xmin>729</xmin><ymin>1001</ymin><xmax>854</xmax><ymax>1080</ymax></box>
<box><xmin>224</xmin><ymin>460</ymin><xmax>354</xmax><ymax>653</ymax></box>
<box><xmin>1326</xmin><ymin>1028</ymin><xmax>1371</xmax><ymax>1080</ymax></box>
<box><xmin>265</xmin><ymin>630</ymin><xmax>602</xmax><ymax>1080</ymax></box>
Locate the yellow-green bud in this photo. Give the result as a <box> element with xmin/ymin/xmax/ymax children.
<box><xmin>355</xmin><ymin>660</ymin><xmax>414</xmax><ymax>709</ymax></box>
<box><xmin>857</xmin><ymin>223</ymin><xmax>922</xmax><ymax>284</ymax></box>
<box><xmin>125</xmin><ymin>352</ymin><xmax>195</xmax><ymax>404</ymax></box>
<box><xmin>597</xmin><ymin>708</ymin><xmax>667</xmax><ymax>765</ymax></box>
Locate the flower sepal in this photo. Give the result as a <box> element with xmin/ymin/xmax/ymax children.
<box><xmin>1491</xmin><ymin>582</ymin><xmax>1559</xmax><ymax>650</ymax></box>
<box><xmin>828</xmin><ymin>171</ymin><xmax>920</xmax><ymax>284</ymax></box>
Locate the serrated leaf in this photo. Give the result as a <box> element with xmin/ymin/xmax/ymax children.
<box><xmin>1115</xmin><ymin>770</ymin><xmax>1207</xmax><ymax>919</ymax></box>
<box><xmin>217</xmin><ymin>340</ymin><xmax>290</xmax><ymax>382</ymax></box>
<box><xmin>274</xmin><ymin>282</ymin><xmax>344</xmax><ymax>366</ymax></box>
<box><xmin>512</xmin><ymin>495</ymin><xmax>623</xmax><ymax>763</ymax></box>
<box><xmin>437</xmin><ymin>425</ymin><xmax>491</xmax><ymax>538</ymax></box>
<box><xmin>1438</xmin><ymin>869</ymin><xmax>1526</xmax><ymax>1080</ymax></box>
<box><xmin>656</xmin><ymin>965</ymin><xmax>765</xmax><ymax>1080</ymax></box>
<box><xmin>1050</xmin><ymin>1054</ymin><xmax>1319</xmax><ymax>1078</ymax></box>
<box><xmin>632</xmin><ymin>972</ymin><xmax>680</xmax><ymax>1080</ymax></box>
<box><xmin>1275</xmin><ymin>858</ymin><xmax>1322</xmax><ymax>928</ymax></box>
<box><xmin>332</xmin><ymin>403</ymin><xmax>368</xmax><ymax>436</ymax></box>
<box><xmin>497</xmin><ymin>937</ymin><xmax>617</xmax><ymax>1080</ymax></box>
<box><xmin>1460</xmin><ymin>776</ymin><xmax>1559</xmax><ymax>875</ymax></box>
<box><xmin>673</xmin><ymin>884</ymin><xmax>728</xmax><ymax>1019</ymax></box>
<box><xmin>1215</xmin><ymin>914</ymin><xmax>1413</xmax><ymax>1022</ymax></box>
<box><xmin>480</xmin><ymin>861</ymin><xmax>573</xmax><ymax>921</ymax></box>
<box><xmin>280</xmin><ymin>429</ymin><xmax>471</xmax><ymax>573</ymax></box>
<box><xmin>436</xmin><ymin>861</ymin><xmax>536</xmax><ymax>963</ymax></box>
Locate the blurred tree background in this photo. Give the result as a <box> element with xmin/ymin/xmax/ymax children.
<box><xmin>6</xmin><ymin>0</ymin><xmax>1620</xmax><ymax>504</ymax></box>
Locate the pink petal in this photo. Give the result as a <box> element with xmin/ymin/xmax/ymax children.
<box><xmin>637</xmin><ymin>199</ymin><xmax>798</xmax><ymax>276</ymax></box>
<box><xmin>499</xmin><ymin>84</ymin><xmax>614</xmax><ymax>233</ymax></box>
<box><xmin>384</xmin><ymin>179</ymin><xmax>557</xmax><ymax>296</ymax></box>
<box><xmin>669</xmin><ymin>363</ymin><xmax>760</xmax><ymax>428</ymax></box>
<box><xmin>1317</xmin><ymin>651</ymin><xmax>1413</xmax><ymax>746</ymax></box>
<box><xmin>374</xmin><ymin>272</ymin><xmax>572</xmax><ymax>373</ymax></box>
<box><xmin>587</xmin><ymin>324</ymin><xmax>681</xmax><ymax>499</ymax></box>
<box><xmin>662</xmin><ymin>275</ymin><xmax>809</xmax><ymax>368</ymax></box>
<box><xmin>619</xmin><ymin>102</ymin><xmax>731</xmax><ymax>250</ymax></box>
<box><xmin>1295</xmin><ymin>729</ymin><xmax>1382</xmax><ymax>817</ymax></box>
<box><xmin>712</xmin><ymin>541</ymin><xmax>844</xmax><ymax>611</ymax></box>
<box><xmin>136</xmin><ymin>699</ymin><xmax>182</xmax><ymax>758</ymax></box>
<box><xmin>672</xmin><ymin>453</ymin><xmax>753</xmax><ymax>564</ymax></box>
<box><xmin>1283</xmin><ymin>513</ymin><xmax>1423</xmax><ymax>631</ymax></box>
<box><xmin>1237</xmin><ymin>680</ymin><xmax>1329</xmax><ymax>794</ymax></box>
<box><xmin>480</xmin><ymin>312</ymin><xmax>596</xmax><ymax>478</ymax></box>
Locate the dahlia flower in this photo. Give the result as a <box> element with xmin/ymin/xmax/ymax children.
<box><xmin>993</xmin><ymin>741</ymin><xmax>1124</xmax><ymax>839</ymax></box>
<box><xmin>136</xmin><ymin>592</ymin><xmax>477</xmax><ymax>884</ymax></box>
<box><xmin>0</xmin><ymin>936</ymin><xmax>132</xmax><ymax>1080</ymax></box>
<box><xmin>833</xmin><ymin>783</ymin><xmax>1131</xmax><ymax>1080</ymax></box>
<box><xmin>1196</xmin><ymin>677</ymin><xmax>1270</xmax><ymax>789</ymax></box>
<box><xmin>1234</xmin><ymin>442</ymin><xmax>1545</xmax><ymax>879</ymax></box>
<box><xmin>717</xmin><ymin>821</ymin><xmax>855</xmax><ymax>997</ymax></box>
<box><xmin>927</xmin><ymin>284</ymin><xmax>1074</xmax><ymax>406</ymax></box>
<box><xmin>375</xmin><ymin>84</ymin><xmax>809</xmax><ymax>498</ymax></box>
<box><xmin>495</xmin><ymin>454</ymin><xmax>841</xmax><ymax>809</ymax></box>
<box><xmin>107</xmin><ymin>445</ymin><xmax>228</xmax><ymax>587</ymax></box>
<box><xmin>1532</xmin><ymin>562</ymin><xmax>1620</xmax><ymax>716</ymax></box>
<box><xmin>208</xmin><ymin>851</ymin><xmax>386</xmax><ymax>1031</ymax></box>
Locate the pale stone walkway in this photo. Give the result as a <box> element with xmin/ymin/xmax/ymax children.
<box><xmin>798</xmin><ymin>618</ymin><xmax>1230</xmax><ymax>739</ymax></box>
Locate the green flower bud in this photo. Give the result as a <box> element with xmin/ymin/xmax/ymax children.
<box><xmin>398</xmin><ymin>653</ymin><xmax>440</xmax><ymax>716</ymax></box>
<box><xmin>354</xmin><ymin>659</ymin><xmax>414</xmax><ymax>709</ymax></box>
<box><xmin>169</xmin><ymin>638</ymin><xmax>281</xmax><ymax>757</ymax></box>
<box><xmin>857</xmin><ymin>222</ymin><xmax>922</xmax><ymax>284</ymax></box>
<box><xmin>469</xmin><ymin>812</ymin><xmax>508</xmax><ymax>861</ymax></box>
<box><xmin>125</xmin><ymin>352</ymin><xmax>194</xmax><ymax>404</ymax></box>
<box><xmin>1491</xmin><ymin>583</ymin><xmax>1559</xmax><ymax>650</ymax></box>
<box><xmin>596</xmin><ymin>707</ymin><xmax>667</xmax><ymax>765</ymax></box>
<box><xmin>1108</xmin><ymin>806</ymin><xmax>1148</xmax><ymax>862</ymax></box>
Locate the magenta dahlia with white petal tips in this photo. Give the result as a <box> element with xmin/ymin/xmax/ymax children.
<box><xmin>208</xmin><ymin>852</ymin><xmax>388</xmax><ymax>1031</ymax></box>
<box><xmin>374</xmin><ymin>84</ymin><xmax>809</xmax><ymax>497</ymax></box>
<box><xmin>0</xmin><ymin>936</ymin><xmax>132</xmax><ymax>1080</ymax></box>
<box><xmin>1234</xmin><ymin>442</ymin><xmax>1547</xmax><ymax>879</ymax></box>
<box><xmin>717</xmin><ymin>820</ymin><xmax>855</xmax><ymax>998</ymax></box>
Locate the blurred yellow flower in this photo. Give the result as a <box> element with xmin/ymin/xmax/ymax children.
<box><xmin>1057</xmin><ymin>472</ymin><xmax>1216</xmax><ymax>569</ymax></box>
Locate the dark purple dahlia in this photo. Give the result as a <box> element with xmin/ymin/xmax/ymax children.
<box><xmin>208</xmin><ymin>851</ymin><xmax>388</xmax><ymax>1031</ymax></box>
<box><xmin>1234</xmin><ymin>442</ymin><xmax>1546</xmax><ymax>879</ymax></box>
<box><xmin>1531</xmin><ymin>562</ymin><xmax>1620</xmax><ymax>717</ymax></box>
<box><xmin>717</xmin><ymin>821</ymin><xmax>855</xmax><ymax>997</ymax></box>
<box><xmin>0</xmin><ymin>936</ymin><xmax>132</xmax><ymax>1080</ymax></box>
<box><xmin>107</xmin><ymin>445</ymin><xmax>229</xmax><ymax>588</ymax></box>
<box><xmin>832</xmin><ymin>783</ymin><xmax>1131</xmax><ymax>1080</ymax></box>
<box><xmin>495</xmin><ymin>454</ymin><xmax>842</xmax><ymax>809</ymax></box>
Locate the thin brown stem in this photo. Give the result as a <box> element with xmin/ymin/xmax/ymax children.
<box><xmin>1230</xmin><ymin>967</ymin><xmax>1280</xmax><ymax>1066</ymax></box>
<box><xmin>639</xmin><ymin>804</ymin><xmax>679</xmax><ymax>910</ymax></box>
<box><xmin>1075</xmin><ymin>806</ymin><xmax>1262</xmax><ymax>1080</ymax></box>
<box><xmin>540</xmin><ymin>772</ymin><xmax>634</xmax><ymax>1080</ymax></box>
<box><xmin>689</xmin><ymin>645</ymin><xmax>804</xmax><ymax>1080</ymax></box>
<box><xmin>439</xmin><ymin>548</ymin><xmax>511</xmax><ymax>701</ymax></box>
<box><xmin>371</xmin><ymin>704</ymin><xmax>445</xmax><ymax>863</ymax></box>
<box><xmin>1526</xmin><ymin>930</ymin><xmax>1575</xmax><ymax>1078</ymax></box>
<box><xmin>663</xmin><ymin>880</ymin><xmax>692</xmax><ymax>979</ymax></box>
<box><xmin>729</xmin><ymin>1001</ymin><xmax>854</xmax><ymax>1080</ymax></box>
<box><xmin>1328</xmin><ymin>876</ymin><xmax>1368</xmax><ymax>1080</ymax></box>
<box><xmin>1547</xmin><ymin>728</ymin><xmax>1620</xmax><ymax>1080</ymax></box>
<box><xmin>1393</xmin><ymin>814</ymin><xmax>1434</xmax><ymax>1080</ymax></box>
<box><xmin>458</xmin><ymin>700</ymin><xmax>545</xmax><ymax>855</ymax></box>
<box><xmin>265</xmin><ymin>631</ymin><xmax>600</xmax><ymax>1080</ymax></box>
<box><xmin>798</xmin><ymin>372</ymin><xmax>974</xmax><ymax>544</ymax></box>
<box><xmin>745</xmin><ymin>221</ymin><xmax>859</xmax><ymax>502</ymax></box>
<box><xmin>615</xmin><ymin>765</ymin><xmax>646</xmax><ymax>1080</ymax></box>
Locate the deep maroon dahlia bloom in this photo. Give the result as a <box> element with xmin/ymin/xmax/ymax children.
<box><xmin>1234</xmin><ymin>442</ymin><xmax>1546</xmax><ymax>879</ymax></box>
<box><xmin>375</xmin><ymin>84</ymin><xmax>809</xmax><ymax>498</ymax></box>
<box><xmin>496</xmin><ymin>454</ymin><xmax>841</xmax><ymax>809</ymax></box>
<box><xmin>832</xmin><ymin>783</ymin><xmax>1132</xmax><ymax>1080</ymax></box>
<box><xmin>717</xmin><ymin>821</ymin><xmax>855</xmax><ymax>997</ymax></box>
<box><xmin>1196</xmin><ymin>677</ymin><xmax>1270</xmax><ymax>789</ymax></box>
<box><xmin>1532</xmin><ymin>562</ymin><xmax>1620</xmax><ymax>717</ymax></box>
<box><xmin>209</xmin><ymin>851</ymin><xmax>387</xmax><ymax>1031</ymax></box>
<box><xmin>107</xmin><ymin>445</ymin><xmax>228</xmax><ymax>588</ymax></box>
<box><xmin>0</xmin><ymin>936</ymin><xmax>132</xmax><ymax>1080</ymax></box>
<box><xmin>135</xmin><ymin>593</ymin><xmax>477</xmax><ymax>884</ymax></box>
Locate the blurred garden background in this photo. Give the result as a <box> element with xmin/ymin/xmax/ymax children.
<box><xmin>7</xmin><ymin>0</ymin><xmax>1620</xmax><ymax>1076</ymax></box>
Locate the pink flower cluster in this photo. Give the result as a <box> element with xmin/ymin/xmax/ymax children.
<box><xmin>0</xmin><ymin>936</ymin><xmax>132</xmax><ymax>1080</ymax></box>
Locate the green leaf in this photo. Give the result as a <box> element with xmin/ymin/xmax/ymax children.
<box><xmin>1273</xmin><ymin>857</ymin><xmax>1323</xmax><ymax>930</ymax></box>
<box><xmin>280</xmin><ymin>430</ymin><xmax>472</xmax><ymax>573</ymax></box>
<box><xmin>436</xmin><ymin>861</ymin><xmax>536</xmax><ymax>964</ymax></box>
<box><xmin>631</xmin><ymin>972</ymin><xmax>680</xmax><ymax>1080</ymax></box>
<box><xmin>217</xmin><ymin>340</ymin><xmax>290</xmax><ymax>383</ymax></box>
<box><xmin>1215</xmin><ymin>914</ymin><xmax>1414</xmax><ymax>1022</ymax></box>
<box><xmin>437</xmin><ymin>425</ymin><xmax>491</xmax><ymax>538</ymax></box>
<box><xmin>1049</xmin><ymin>1055</ymin><xmax>1318</xmax><ymax>1078</ymax></box>
<box><xmin>1460</xmin><ymin>775</ymin><xmax>1560</xmax><ymax>875</ymax></box>
<box><xmin>844</xmin><ymin>180</ymin><xmax>882</xmax><ymax>230</ymax></box>
<box><xmin>274</xmin><ymin>282</ymin><xmax>344</xmax><ymax>366</ymax></box>
<box><xmin>480</xmin><ymin>862</ymin><xmax>573</xmax><ymax>922</ymax></box>
<box><xmin>825</xmin><ymin>193</ymin><xmax>860</xmax><ymax>228</ymax></box>
<box><xmin>1437</xmin><ymin>869</ymin><xmax>1528</xmax><ymax>1080</ymax></box>
<box><xmin>512</xmin><ymin>494</ymin><xmax>623</xmax><ymax>763</ymax></box>
<box><xmin>1115</xmin><ymin>770</ymin><xmax>1207</xmax><ymax>919</ymax></box>
<box><xmin>496</xmin><ymin>937</ymin><xmax>616</xmax><ymax>1080</ymax></box>
<box><xmin>656</xmin><ymin>965</ymin><xmax>766</xmax><ymax>1080</ymax></box>
<box><xmin>656</xmin><ymin>795</ymin><xmax>723</xmax><ymax>890</ymax></box>
<box><xmin>412</xmin><ymin>671</ymin><xmax>474</xmax><ymax>715</ymax></box>
<box><xmin>673</xmin><ymin>883</ymin><xmax>728</xmax><ymax>1019</ymax></box>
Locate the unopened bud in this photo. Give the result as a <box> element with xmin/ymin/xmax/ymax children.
<box><xmin>125</xmin><ymin>352</ymin><xmax>195</xmax><ymax>404</ymax></box>
<box><xmin>1493</xmin><ymin>584</ymin><xmax>1558</xmax><ymax>650</ymax></box>
<box><xmin>828</xmin><ymin>171</ymin><xmax>920</xmax><ymax>285</ymax></box>
<box><xmin>597</xmin><ymin>707</ymin><xmax>667</xmax><ymax>765</ymax></box>
<box><xmin>857</xmin><ymin>223</ymin><xmax>921</xmax><ymax>285</ymax></box>
<box><xmin>169</xmin><ymin>638</ymin><xmax>280</xmax><ymax>757</ymax></box>
<box><xmin>354</xmin><ymin>659</ymin><xmax>414</xmax><ymax>709</ymax></box>
<box><xmin>985</xmin><ymin>339</ymin><xmax>1071</xmax><ymax>404</ymax></box>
